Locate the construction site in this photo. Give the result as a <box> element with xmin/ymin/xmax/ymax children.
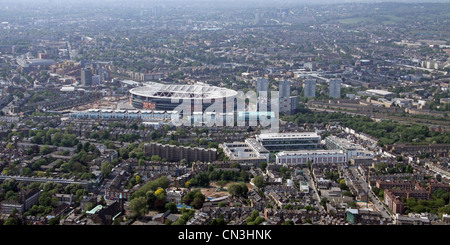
<box><xmin>69</xmin><ymin>95</ymin><xmax>133</xmax><ymax>112</ymax></box>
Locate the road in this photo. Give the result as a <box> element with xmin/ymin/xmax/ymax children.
<box><xmin>304</xmin><ymin>168</ymin><xmax>325</xmax><ymax>213</ymax></box>
<box><xmin>95</xmin><ymin>162</ymin><xmax>125</xmax><ymax>195</ymax></box>
<box><xmin>348</xmin><ymin>166</ymin><xmax>393</xmax><ymax>223</ymax></box>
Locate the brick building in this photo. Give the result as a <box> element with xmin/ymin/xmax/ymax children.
<box><xmin>0</xmin><ymin>189</ymin><xmax>41</xmax><ymax>214</ymax></box>
<box><xmin>380</xmin><ymin>180</ymin><xmax>449</xmax><ymax>214</ymax></box>
<box><xmin>375</xmin><ymin>180</ymin><xmax>419</xmax><ymax>190</ymax></box>
<box><xmin>144</xmin><ymin>142</ymin><xmax>217</xmax><ymax>163</ymax></box>
<box><xmin>388</xmin><ymin>143</ymin><xmax>450</xmax><ymax>157</ymax></box>
<box><xmin>384</xmin><ymin>189</ymin><xmax>406</xmax><ymax>214</ymax></box>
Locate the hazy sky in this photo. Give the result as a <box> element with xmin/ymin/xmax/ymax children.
<box><xmin>0</xmin><ymin>0</ymin><xmax>449</xmax><ymax>11</ymax></box>
<box><xmin>1</xmin><ymin>0</ymin><xmax>449</xmax><ymax>3</ymax></box>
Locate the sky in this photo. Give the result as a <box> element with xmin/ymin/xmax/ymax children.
<box><xmin>1</xmin><ymin>0</ymin><xmax>449</xmax><ymax>3</ymax></box>
<box><xmin>0</xmin><ymin>0</ymin><xmax>448</xmax><ymax>11</ymax></box>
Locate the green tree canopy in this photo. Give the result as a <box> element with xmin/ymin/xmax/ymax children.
<box><xmin>253</xmin><ymin>175</ymin><xmax>264</xmax><ymax>188</ymax></box>
<box><xmin>129</xmin><ymin>196</ymin><xmax>148</xmax><ymax>218</ymax></box>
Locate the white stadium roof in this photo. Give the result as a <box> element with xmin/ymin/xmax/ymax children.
<box><xmin>129</xmin><ymin>82</ymin><xmax>238</xmax><ymax>100</ymax></box>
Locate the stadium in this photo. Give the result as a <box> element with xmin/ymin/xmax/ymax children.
<box><xmin>129</xmin><ymin>82</ymin><xmax>238</xmax><ymax>112</ymax></box>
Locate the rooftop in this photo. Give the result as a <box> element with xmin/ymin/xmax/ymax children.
<box><xmin>276</xmin><ymin>149</ymin><xmax>345</xmax><ymax>156</ymax></box>
<box><xmin>257</xmin><ymin>132</ymin><xmax>320</xmax><ymax>140</ymax></box>
<box><xmin>326</xmin><ymin>136</ymin><xmax>366</xmax><ymax>150</ymax></box>
<box><xmin>129</xmin><ymin>82</ymin><xmax>238</xmax><ymax>100</ymax></box>
<box><xmin>365</xmin><ymin>89</ymin><xmax>395</xmax><ymax>96</ymax></box>
<box><xmin>86</xmin><ymin>205</ymin><xmax>103</xmax><ymax>214</ymax></box>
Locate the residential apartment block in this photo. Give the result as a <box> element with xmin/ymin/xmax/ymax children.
<box><xmin>144</xmin><ymin>142</ymin><xmax>217</xmax><ymax>163</ymax></box>
<box><xmin>256</xmin><ymin>132</ymin><xmax>320</xmax><ymax>151</ymax></box>
<box><xmin>276</xmin><ymin>150</ymin><xmax>347</xmax><ymax>166</ymax></box>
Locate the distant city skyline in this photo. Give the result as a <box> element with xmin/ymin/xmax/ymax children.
<box><xmin>0</xmin><ymin>0</ymin><xmax>448</xmax><ymax>229</ymax></box>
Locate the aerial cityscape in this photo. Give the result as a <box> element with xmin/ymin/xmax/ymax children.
<box><xmin>0</xmin><ymin>0</ymin><xmax>450</xmax><ymax>231</ymax></box>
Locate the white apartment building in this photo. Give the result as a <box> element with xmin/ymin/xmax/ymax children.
<box><xmin>275</xmin><ymin>149</ymin><xmax>347</xmax><ymax>166</ymax></box>
<box><xmin>256</xmin><ymin>132</ymin><xmax>321</xmax><ymax>151</ymax></box>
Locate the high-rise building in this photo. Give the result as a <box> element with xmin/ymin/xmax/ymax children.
<box><xmin>256</xmin><ymin>77</ymin><xmax>269</xmax><ymax>95</ymax></box>
<box><xmin>303</xmin><ymin>79</ymin><xmax>316</xmax><ymax>98</ymax></box>
<box><xmin>329</xmin><ymin>79</ymin><xmax>342</xmax><ymax>98</ymax></box>
<box><xmin>81</xmin><ymin>68</ymin><xmax>93</xmax><ymax>86</ymax></box>
<box><xmin>279</xmin><ymin>97</ymin><xmax>291</xmax><ymax>114</ymax></box>
<box><xmin>279</xmin><ymin>80</ymin><xmax>291</xmax><ymax>98</ymax></box>
<box><xmin>290</xmin><ymin>95</ymin><xmax>299</xmax><ymax>113</ymax></box>
<box><xmin>278</xmin><ymin>80</ymin><xmax>299</xmax><ymax>114</ymax></box>
<box><xmin>92</xmin><ymin>75</ymin><xmax>101</xmax><ymax>85</ymax></box>
<box><xmin>254</xmin><ymin>12</ymin><xmax>260</xmax><ymax>25</ymax></box>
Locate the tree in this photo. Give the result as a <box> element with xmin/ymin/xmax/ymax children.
<box><xmin>39</xmin><ymin>192</ymin><xmax>52</xmax><ymax>207</ymax></box>
<box><xmin>405</xmin><ymin>165</ymin><xmax>414</xmax><ymax>174</ymax></box>
<box><xmin>138</xmin><ymin>158</ymin><xmax>145</xmax><ymax>166</ymax></box>
<box><xmin>155</xmin><ymin>188</ymin><xmax>166</xmax><ymax>204</ymax></box>
<box><xmin>83</xmin><ymin>142</ymin><xmax>91</xmax><ymax>152</ymax></box>
<box><xmin>146</xmin><ymin>191</ymin><xmax>157</xmax><ymax>209</ymax></box>
<box><xmin>49</xmin><ymin>217</ymin><xmax>60</xmax><ymax>225</ymax></box>
<box><xmin>282</xmin><ymin>220</ymin><xmax>294</xmax><ymax>225</ymax></box>
<box><xmin>135</xmin><ymin>175</ymin><xmax>142</xmax><ymax>184</ymax></box>
<box><xmin>150</xmin><ymin>155</ymin><xmax>161</xmax><ymax>162</ymax></box>
<box><xmin>283</xmin><ymin>204</ymin><xmax>294</xmax><ymax>210</ymax></box>
<box><xmin>85</xmin><ymin>202</ymin><xmax>96</xmax><ymax>212</ymax></box>
<box><xmin>192</xmin><ymin>197</ymin><xmax>204</xmax><ymax>209</ymax></box>
<box><xmin>130</xmin><ymin>176</ymin><xmax>171</xmax><ymax>201</ymax></box>
<box><xmin>438</xmin><ymin>206</ymin><xmax>450</xmax><ymax>216</ymax></box>
<box><xmin>153</xmin><ymin>199</ymin><xmax>165</xmax><ymax>211</ymax></box>
<box><xmin>228</xmin><ymin>183</ymin><xmax>248</xmax><ymax>197</ymax></box>
<box><xmin>339</xmin><ymin>180</ymin><xmax>349</xmax><ymax>191</ymax></box>
<box><xmin>259</xmin><ymin>162</ymin><xmax>268</xmax><ymax>172</ymax></box>
<box><xmin>5</xmin><ymin>190</ymin><xmax>18</xmax><ymax>201</ymax></box>
<box><xmin>172</xmin><ymin>208</ymin><xmax>195</xmax><ymax>225</ymax></box>
<box><xmin>210</xmin><ymin>216</ymin><xmax>226</xmax><ymax>225</ymax></box>
<box><xmin>88</xmin><ymin>144</ymin><xmax>97</xmax><ymax>153</ymax></box>
<box><xmin>119</xmin><ymin>148</ymin><xmax>129</xmax><ymax>159</ymax></box>
<box><xmin>185</xmin><ymin>181</ymin><xmax>191</xmax><ymax>188</ymax></box>
<box><xmin>6</xmin><ymin>143</ymin><xmax>15</xmax><ymax>150</ymax></box>
<box><xmin>100</xmin><ymin>161</ymin><xmax>113</xmax><ymax>177</ymax></box>
<box><xmin>411</xmin><ymin>204</ymin><xmax>427</xmax><ymax>213</ymax></box>
<box><xmin>166</xmin><ymin>202</ymin><xmax>178</xmax><ymax>214</ymax></box>
<box><xmin>253</xmin><ymin>176</ymin><xmax>264</xmax><ymax>188</ymax></box>
<box><xmin>245</xmin><ymin>210</ymin><xmax>264</xmax><ymax>225</ymax></box>
<box><xmin>3</xmin><ymin>216</ymin><xmax>20</xmax><ymax>225</ymax></box>
<box><xmin>40</xmin><ymin>145</ymin><xmax>53</xmax><ymax>155</ymax></box>
<box><xmin>190</xmin><ymin>172</ymin><xmax>210</xmax><ymax>187</ymax></box>
<box><xmin>182</xmin><ymin>189</ymin><xmax>205</xmax><ymax>209</ymax></box>
<box><xmin>1</xmin><ymin>178</ymin><xmax>18</xmax><ymax>192</ymax></box>
<box><xmin>320</xmin><ymin>197</ymin><xmax>328</xmax><ymax>207</ymax></box>
<box><xmin>216</xmin><ymin>180</ymin><xmax>227</xmax><ymax>190</ymax></box>
<box><xmin>76</xmin><ymin>142</ymin><xmax>83</xmax><ymax>153</ymax></box>
<box><xmin>130</xmin><ymin>196</ymin><xmax>148</xmax><ymax>218</ymax></box>
<box><xmin>406</xmin><ymin>197</ymin><xmax>417</xmax><ymax>207</ymax></box>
